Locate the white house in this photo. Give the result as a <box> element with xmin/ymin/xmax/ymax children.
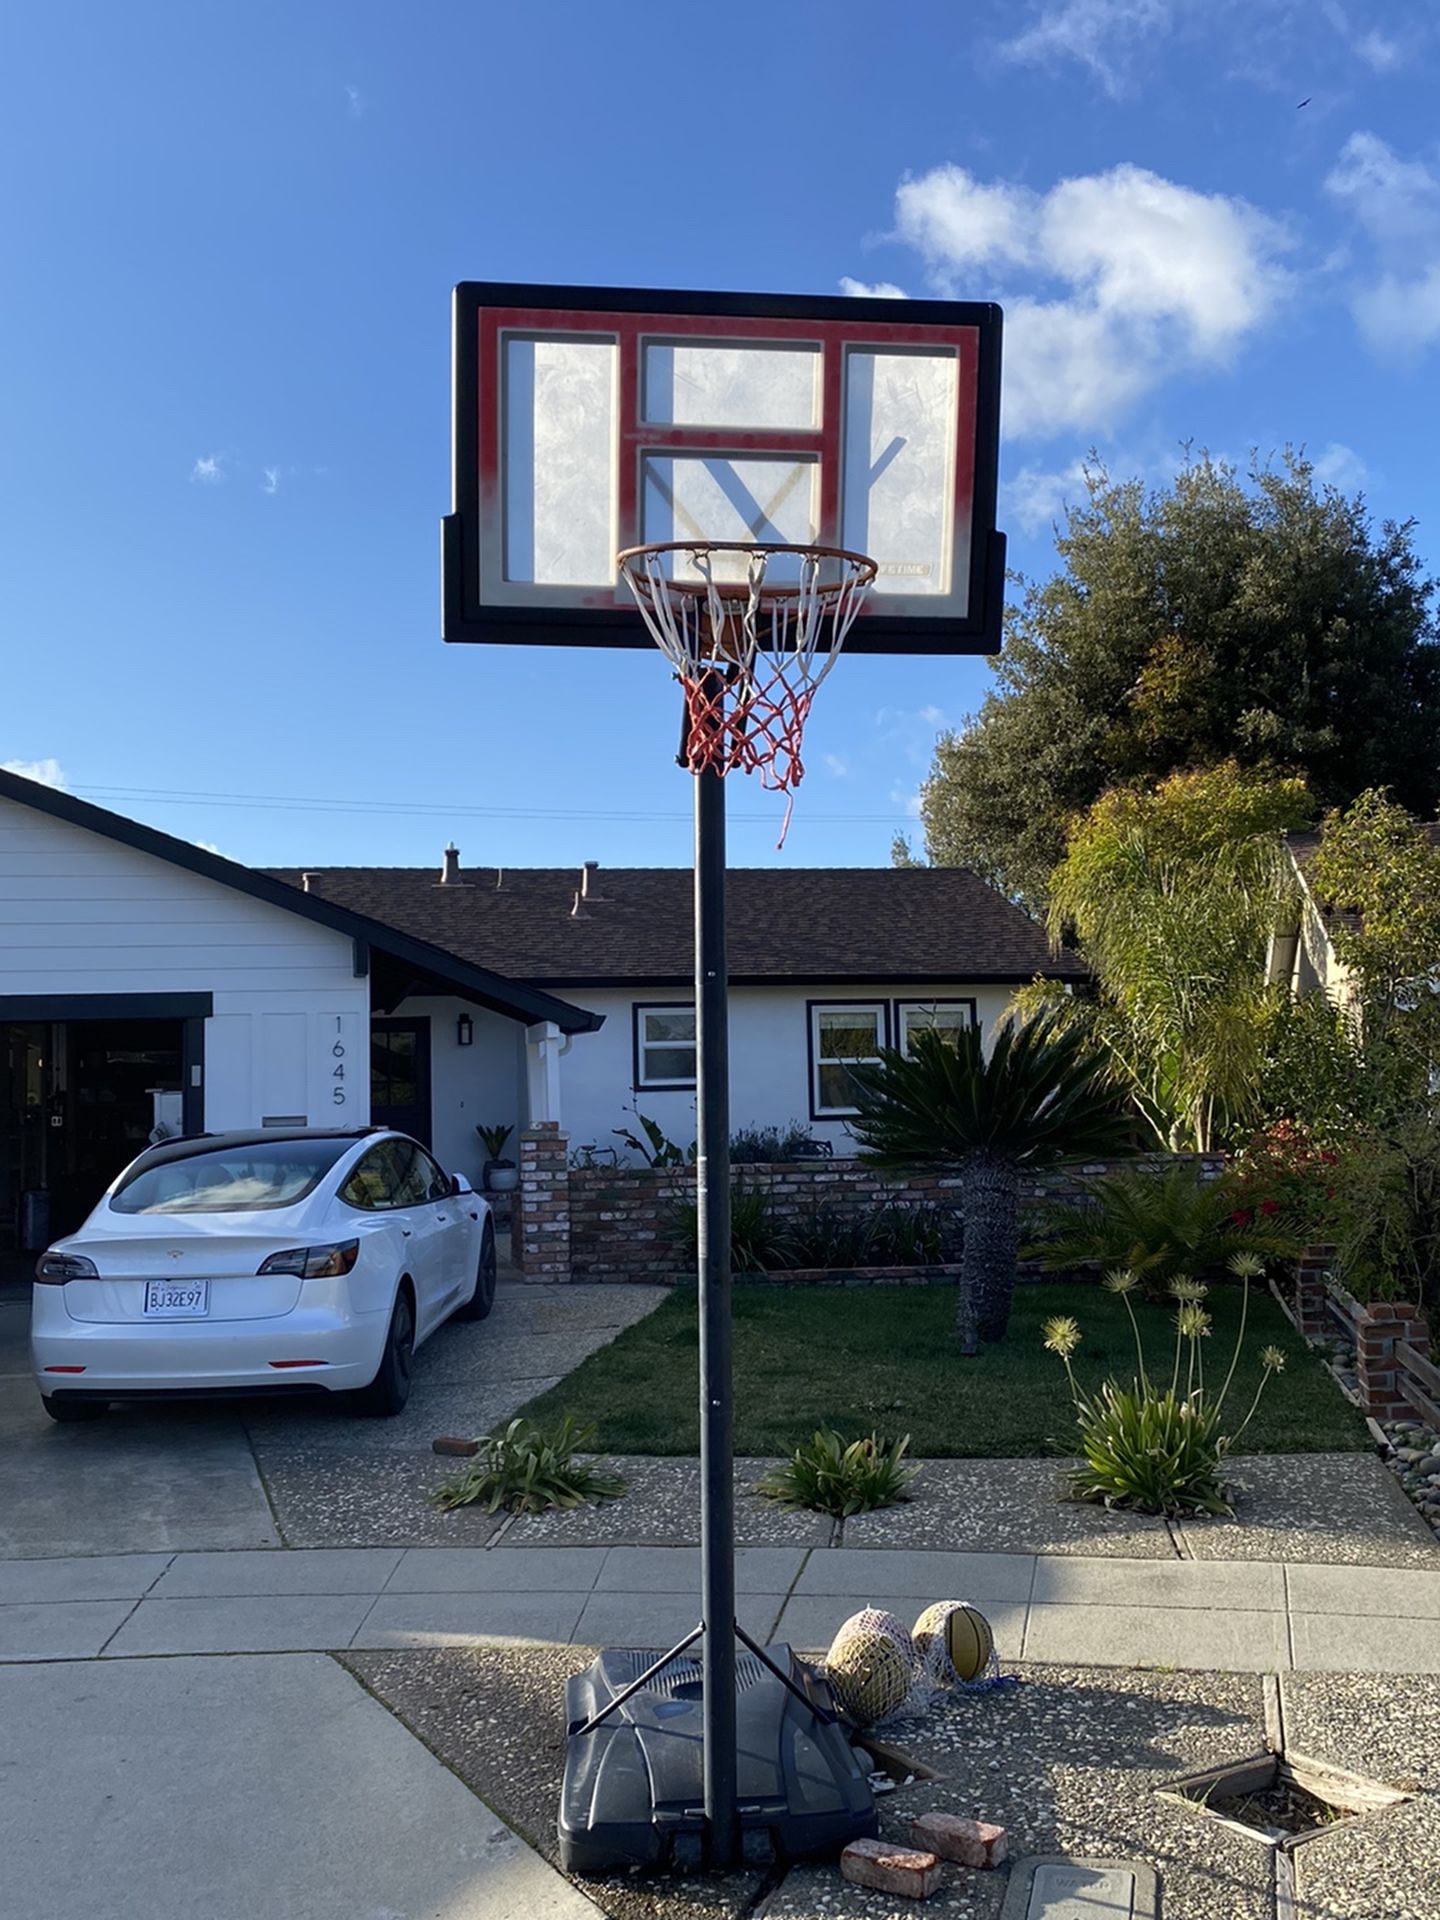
<box><xmin>0</xmin><ymin>769</ymin><xmax>1083</xmax><ymax>1249</ymax></box>
<box><xmin>1266</xmin><ymin>824</ymin><xmax>1440</xmax><ymax>1011</ymax></box>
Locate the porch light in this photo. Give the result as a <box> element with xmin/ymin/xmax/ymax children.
<box><xmin>457</xmin><ymin>1014</ymin><xmax>474</xmax><ymax>1047</ymax></box>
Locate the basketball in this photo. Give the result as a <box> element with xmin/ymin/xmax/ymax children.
<box><xmin>824</xmin><ymin>1609</ymin><xmax>917</xmax><ymax>1727</ymax></box>
<box><xmin>912</xmin><ymin>1601</ymin><xmax>994</xmax><ymax>1685</ymax></box>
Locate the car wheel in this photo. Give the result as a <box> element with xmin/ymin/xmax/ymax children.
<box><xmin>356</xmin><ymin>1284</ymin><xmax>415</xmax><ymax>1416</ymax></box>
<box><xmin>41</xmin><ymin>1394</ymin><xmax>110</xmax><ymax>1423</ymax></box>
<box><xmin>455</xmin><ymin>1219</ymin><xmax>498</xmax><ymax>1322</ymax></box>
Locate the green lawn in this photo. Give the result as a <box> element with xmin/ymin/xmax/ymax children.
<box><xmin>516</xmin><ymin>1281</ymin><xmax>1368</xmax><ymax>1458</ymax></box>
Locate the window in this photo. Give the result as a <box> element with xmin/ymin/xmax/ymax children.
<box><xmin>111</xmin><ymin>1136</ymin><xmax>355</xmax><ymax>1215</ymax></box>
<box><xmin>633</xmin><ymin>1004</ymin><xmax>697</xmax><ymax>1090</ymax></box>
<box><xmin>808</xmin><ymin>1002</ymin><xmax>888</xmax><ymax>1118</ymax></box>
<box><xmin>339</xmin><ymin>1138</ymin><xmax>431</xmax><ymax>1212</ymax></box>
<box><xmin>897</xmin><ymin>999</ymin><xmax>978</xmax><ymax>1056</ymax></box>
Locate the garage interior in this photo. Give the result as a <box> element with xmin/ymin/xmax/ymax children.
<box><xmin>0</xmin><ymin>1017</ymin><xmax>191</xmax><ymax>1255</ymax></box>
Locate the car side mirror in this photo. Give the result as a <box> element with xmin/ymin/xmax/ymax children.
<box><xmin>451</xmin><ymin>1173</ymin><xmax>473</xmax><ymax>1196</ymax></box>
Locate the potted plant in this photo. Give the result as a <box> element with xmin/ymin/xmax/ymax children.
<box><xmin>476</xmin><ymin>1122</ymin><xmax>518</xmax><ymax>1193</ymax></box>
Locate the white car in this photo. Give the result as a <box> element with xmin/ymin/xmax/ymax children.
<box><xmin>31</xmin><ymin>1127</ymin><xmax>496</xmax><ymax>1422</ymax></box>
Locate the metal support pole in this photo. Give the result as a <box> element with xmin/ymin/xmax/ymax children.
<box><xmin>694</xmin><ymin>752</ymin><xmax>737</xmax><ymax>1868</ymax></box>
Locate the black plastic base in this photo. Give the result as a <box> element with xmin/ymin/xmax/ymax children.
<box><xmin>558</xmin><ymin>1643</ymin><xmax>878</xmax><ymax>1875</ymax></box>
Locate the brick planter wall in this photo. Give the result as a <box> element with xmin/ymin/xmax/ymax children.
<box><xmin>1356</xmin><ymin>1299</ymin><xmax>1433</xmax><ymax>1419</ymax></box>
<box><xmin>524</xmin><ymin>1137</ymin><xmax>1224</xmax><ymax>1285</ymax></box>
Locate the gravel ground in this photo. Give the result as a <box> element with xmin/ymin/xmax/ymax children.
<box><xmin>1176</xmin><ymin>1453</ymin><xmax>1440</xmax><ymax>1567</ymax></box>
<box><xmin>345</xmin><ymin>1650</ymin><xmax>1440</xmax><ymax>1920</ymax></box>
<box><xmin>838</xmin><ymin>1459</ymin><xmax>1175</xmax><ymax>1558</ymax></box>
<box><xmin>254</xmin><ymin>1446</ymin><xmax>506</xmax><ymax>1547</ymax></box>
<box><xmin>501</xmin><ymin>1459</ymin><xmax>833</xmax><ymax>1549</ymax></box>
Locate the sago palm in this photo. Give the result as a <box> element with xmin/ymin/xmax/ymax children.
<box><xmin>1027</xmin><ymin>1160</ymin><xmax>1300</xmax><ymax>1293</ymax></box>
<box><xmin>847</xmin><ymin>1014</ymin><xmax>1133</xmax><ymax>1343</ymax></box>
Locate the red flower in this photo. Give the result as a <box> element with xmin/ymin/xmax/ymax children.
<box><xmin>1231</xmin><ymin>1208</ymin><xmax>1254</xmax><ymax>1227</ymax></box>
<box><xmin>1260</xmin><ymin>1199</ymin><xmax>1279</xmax><ymax>1217</ymax></box>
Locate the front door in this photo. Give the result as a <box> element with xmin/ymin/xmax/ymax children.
<box><xmin>370</xmin><ymin>1019</ymin><xmax>432</xmax><ymax>1147</ymax></box>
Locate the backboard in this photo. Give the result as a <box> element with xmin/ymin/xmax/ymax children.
<box><xmin>442</xmin><ymin>282</ymin><xmax>1004</xmax><ymax>655</ymax></box>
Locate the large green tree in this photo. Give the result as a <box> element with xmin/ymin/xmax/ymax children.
<box><xmin>920</xmin><ymin>453</ymin><xmax>1440</xmax><ymax>909</ymax></box>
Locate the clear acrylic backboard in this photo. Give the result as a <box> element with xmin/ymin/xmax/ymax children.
<box><xmin>442</xmin><ymin>282</ymin><xmax>1004</xmax><ymax>655</ymax></box>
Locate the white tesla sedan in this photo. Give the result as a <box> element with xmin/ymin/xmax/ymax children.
<box><xmin>31</xmin><ymin>1127</ymin><xmax>496</xmax><ymax>1422</ymax></box>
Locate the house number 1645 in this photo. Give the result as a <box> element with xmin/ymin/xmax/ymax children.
<box><xmin>332</xmin><ymin>1017</ymin><xmax>347</xmax><ymax>1106</ymax></box>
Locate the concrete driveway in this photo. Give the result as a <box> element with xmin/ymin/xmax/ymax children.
<box><xmin>0</xmin><ymin>1273</ymin><xmax>662</xmax><ymax>1559</ymax></box>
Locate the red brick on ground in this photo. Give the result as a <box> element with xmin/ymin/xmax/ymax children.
<box><xmin>912</xmin><ymin>1810</ymin><xmax>1008</xmax><ymax>1868</ymax></box>
<box><xmin>840</xmin><ymin>1836</ymin><xmax>944</xmax><ymax>1899</ymax></box>
<box><xmin>431</xmin><ymin>1436</ymin><xmax>480</xmax><ymax>1457</ymax></box>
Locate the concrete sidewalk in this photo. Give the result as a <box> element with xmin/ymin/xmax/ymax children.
<box><xmin>4</xmin><ymin>1542</ymin><xmax>1439</xmax><ymax>1673</ymax></box>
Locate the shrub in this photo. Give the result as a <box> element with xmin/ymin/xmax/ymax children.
<box><xmin>1027</xmin><ymin>1160</ymin><xmax>1298</xmax><ymax>1294</ymax></box>
<box><xmin>1326</xmin><ymin>1113</ymin><xmax>1440</xmax><ymax>1312</ymax></box>
<box><xmin>757</xmin><ymin>1428</ymin><xmax>916</xmax><ymax>1516</ymax></box>
<box><xmin>430</xmin><ymin>1415</ymin><xmax>627</xmax><ymax>1514</ymax></box>
<box><xmin>669</xmin><ymin>1181</ymin><xmax>787</xmax><ymax>1274</ymax></box>
<box><xmin>773</xmin><ymin>1201</ymin><xmax>957</xmax><ymax>1270</ymax></box>
<box><xmin>1042</xmin><ymin>1255</ymin><xmax>1287</xmax><ymax>1515</ymax></box>
<box><xmin>613</xmin><ymin>1109</ymin><xmax>696</xmax><ymax>1168</ymax></box>
<box><xmin>730</xmin><ymin>1121</ymin><xmax>825</xmax><ymax>1163</ymax></box>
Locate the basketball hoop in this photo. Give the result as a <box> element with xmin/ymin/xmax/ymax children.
<box><xmin>618</xmin><ymin>541</ymin><xmax>876</xmax><ymax>842</ymax></box>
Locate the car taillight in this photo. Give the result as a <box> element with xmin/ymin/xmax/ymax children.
<box><xmin>35</xmin><ymin>1251</ymin><xmax>100</xmax><ymax>1284</ymax></box>
<box><xmin>257</xmin><ymin>1240</ymin><xmax>360</xmax><ymax>1279</ymax></box>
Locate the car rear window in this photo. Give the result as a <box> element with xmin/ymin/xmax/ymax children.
<box><xmin>110</xmin><ymin>1138</ymin><xmax>357</xmax><ymax>1214</ymax></box>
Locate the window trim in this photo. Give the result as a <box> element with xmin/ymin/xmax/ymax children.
<box><xmin>632</xmin><ymin>1001</ymin><xmax>698</xmax><ymax>1092</ymax></box>
<box><xmin>806</xmin><ymin>998</ymin><xmax>891</xmax><ymax>1121</ymax></box>
<box><xmin>894</xmin><ymin>997</ymin><xmax>979</xmax><ymax>1056</ymax></box>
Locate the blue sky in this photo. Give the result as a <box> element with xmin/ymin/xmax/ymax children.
<box><xmin>3</xmin><ymin>0</ymin><xmax>1437</xmax><ymax>870</ymax></box>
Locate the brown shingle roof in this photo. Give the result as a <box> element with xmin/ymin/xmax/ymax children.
<box><xmin>264</xmin><ymin>864</ymin><xmax>1085</xmax><ymax>987</ymax></box>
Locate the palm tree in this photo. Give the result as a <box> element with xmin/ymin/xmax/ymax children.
<box><xmin>847</xmin><ymin>1014</ymin><xmax>1133</xmax><ymax>1344</ymax></box>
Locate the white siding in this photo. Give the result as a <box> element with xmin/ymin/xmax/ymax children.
<box><xmin>554</xmin><ymin>981</ymin><xmax>1019</xmax><ymax>1157</ymax></box>
<box><xmin>388</xmin><ymin>995</ymin><xmax>525</xmax><ymax>1185</ymax></box>
<box><xmin>0</xmin><ymin>797</ymin><xmax>370</xmax><ymax>1129</ymax></box>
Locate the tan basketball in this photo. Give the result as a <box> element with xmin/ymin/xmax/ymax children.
<box><xmin>824</xmin><ymin>1609</ymin><xmax>916</xmax><ymax>1727</ymax></box>
<box><xmin>912</xmin><ymin>1601</ymin><xmax>994</xmax><ymax>1685</ymax></box>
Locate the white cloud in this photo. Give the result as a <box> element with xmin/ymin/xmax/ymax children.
<box><xmin>191</xmin><ymin>839</ymin><xmax>227</xmax><ymax>857</ymax></box>
<box><xmin>889</xmin><ymin>783</ymin><xmax>924</xmax><ymax>818</ymax></box>
<box><xmin>1311</xmin><ymin>441</ymin><xmax>1368</xmax><ymax>489</ymax></box>
<box><xmin>917</xmin><ymin>705</ymin><xmax>948</xmax><ymax>728</ymax></box>
<box><xmin>190</xmin><ymin>453</ymin><xmax>225</xmax><ymax>486</ymax></box>
<box><xmin>1354</xmin><ymin>27</ymin><xmax>1400</xmax><ymax>71</ymax></box>
<box><xmin>1</xmin><ymin>757</ymin><xmax>66</xmax><ymax>789</ymax></box>
<box><xmin>839</xmin><ymin>277</ymin><xmax>909</xmax><ymax>300</ymax></box>
<box><xmin>891</xmin><ymin>162</ymin><xmax>1291</xmax><ymax>437</ymax></box>
<box><xmin>999</xmin><ymin>0</ymin><xmax>1173</xmax><ymax>96</ymax></box>
<box><xmin>262</xmin><ymin>466</ymin><xmax>281</xmax><ymax>495</ymax></box>
<box><xmin>1005</xmin><ymin>458</ymin><xmax>1094</xmax><ymax>534</ymax></box>
<box><xmin>1326</xmin><ymin>133</ymin><xmax>1440</xmax><ymax>353</ymax></box>
<box><xmin>822</xmin><ymin>753</ymin><xmax>850</xmax><ymax>778</ymax></box>
<box><xmin>345</xmin><ymin>84</ymin><xmax>365</xmax><ymax>119</ymax></box>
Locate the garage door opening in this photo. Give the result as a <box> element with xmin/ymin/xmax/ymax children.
<box><xmin>1</xmin><ymin>1018</ymin><xmax>189</xmax><ymax>1251</ymax></box>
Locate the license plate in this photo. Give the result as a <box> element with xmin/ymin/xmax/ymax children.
<box><xmin>143</xmin><ymin>1279</ymin><xmax>210</xmax><ymax>1318</ymax></box>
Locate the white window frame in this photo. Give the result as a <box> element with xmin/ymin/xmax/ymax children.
<box><xmin>633</xmin><ymin>1003</ymin><xmax>697</xmax><ymax>1091</ymax></box>
<box><xmin>896</xmin><ymin>998</ymin><xmax>978</xmax><ymax>1056</ymax></box>
<box><xmin>808</xmin><ymin>1000</ymin><xmax>890</xmax><ymax>1119</ymax></box>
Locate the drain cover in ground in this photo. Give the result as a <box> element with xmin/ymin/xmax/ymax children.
<box><xmin>1000</xmin><ymin>1856</ymin><xmax>1158</xmax><ymax>1920</ymax></box>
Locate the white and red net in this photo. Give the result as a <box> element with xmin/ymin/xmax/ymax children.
<box><xmin>618</xmin><ymin>542</ymin><xmax>875</xmax><ymax>842</ymax></box>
